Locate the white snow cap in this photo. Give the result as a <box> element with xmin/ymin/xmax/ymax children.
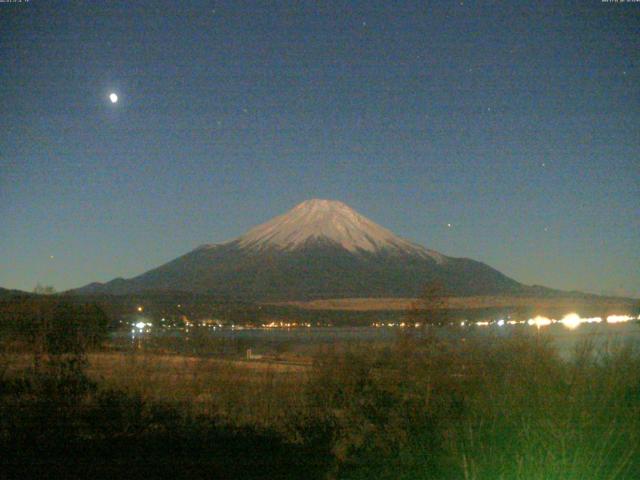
<box><xmin>236</xmin><ymin>199</ymin><xmax>445</xmax><ymax>262</ymax></box>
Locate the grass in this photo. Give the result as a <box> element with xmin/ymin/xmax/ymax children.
<box><xmin>1</xmin><ymin>330</ymin><xmax>639</xmax><ymax>479</ymax></box>
<box><xmin>86</xmin><ymin>352</ymin><xmax>309</xmax><ymax>430</ymax></box>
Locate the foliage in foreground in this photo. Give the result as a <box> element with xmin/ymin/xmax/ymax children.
<box><xmin>312</xmin><ymin>333</ymin><xmax>640</xmax><ymax>479</ymax></box>
<box><xmin>1</xmin><ymin>327</ymin><xmax>640</xmax><ymax>479</ymax></box>
<box><xmin>0</xmin><ymin>298</ymin><xmax>110</xmax><ymax>353</ymax></box>
<box><xmin>0</xmin><ymin>353</ymin><xmax>331</xmax><ymax>479</ymax></box>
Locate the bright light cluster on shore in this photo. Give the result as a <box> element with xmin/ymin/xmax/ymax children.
<box><xmin>607</xmin><ymin>315</ymin><xmax>635</xmax><ymax>324</ymax></box>
<box><xmin>528</xmin><ymin>316</ymin><xmax>553</xmax><ymax>328</ymax></box>
<box><xmin>131</xmin><ymin>321</ymin><xmax>153</xmax><ymax>334</ymax></box>
<box><xmin>369</xmin><ymin>313</ymin><xmax>638</xmax><ymax>330</ymax></box>
<box><xmin>263</xmin><ymin>321</ymin><xmax>312</xmax><ymax>328</ymax></box>
<box><xmin>371</xmin><ymin>322</ymin><xmax>423</xmax><ymax>328</ymax></box>
<box><xmin>489</xmin><ymin>313</ymin><xmax>637</xmax><ymax>330</ymax></box>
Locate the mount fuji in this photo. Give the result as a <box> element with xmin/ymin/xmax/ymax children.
<box><xmin>73</xmin><ymin>199</ymin><xmax>526</xmax><ymax>300</ymax></box>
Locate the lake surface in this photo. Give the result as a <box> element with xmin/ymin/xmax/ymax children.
<box><xmin>117</xmin><ymin>321</ymin><xmax>640</xmax><ymax>359</ymax></box>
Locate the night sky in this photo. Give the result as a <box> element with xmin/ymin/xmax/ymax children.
<box><xmin>1</xmin><ymin>1</ymin><xmax>638</xmax><ymax>296</ymax></box>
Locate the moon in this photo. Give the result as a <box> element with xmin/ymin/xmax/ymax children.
<box><xmin>109</xmin><ymin>93</ymin><xmax>118</xmax><ymax>103</ymax></box>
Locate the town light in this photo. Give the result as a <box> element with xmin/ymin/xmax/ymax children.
<box><xmin>527</xmin><ymin>316</ymin><xmax>552</xmax><ymax>328</ymax></box>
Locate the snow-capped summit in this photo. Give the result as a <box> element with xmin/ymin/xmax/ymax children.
<box><xmin>237</xmin><ymin>199</ymin><xmax>444</xmax><ymax>261</ymax></box>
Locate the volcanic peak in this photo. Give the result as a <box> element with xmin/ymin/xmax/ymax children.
<box><xmin>235</xmin><ymin>199</ymin><xmax>445</xmax><ymax>262</ymax></box>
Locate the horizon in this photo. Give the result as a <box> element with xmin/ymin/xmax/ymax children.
<box><xmin>1</xmin><ymin>1</ymin><xmax>638</xmax><ymax>297</ymax></box>
<box><xmin>3</xmin><ymin>197</ymin><xmax>638</xmax><ymax>299</ymax></box>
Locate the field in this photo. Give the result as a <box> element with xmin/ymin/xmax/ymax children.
<box><xmin>2</xmin><ymin>327</ymin><xmax>640</xmax><ymax>479</ymax></box>
<box><xmin>272</xmin><ymin>295</ymin><xmax>638</xmax><ymax>312</ymax></box>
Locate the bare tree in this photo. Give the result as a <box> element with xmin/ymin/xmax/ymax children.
<box><xmin>33</xmin><ymin>283</ymin><xmax>56</xmax><ymax>295</ymax></box>
<box><xmin>405</xmin><ymin>281</ymin><xmax>450</xmax><ymax>327</ymax></box>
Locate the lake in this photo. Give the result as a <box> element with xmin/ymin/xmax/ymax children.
<box><xmin>116</xmin><ymin>320</ymin><xmax>640</xmax><ymax>359</ymax></box>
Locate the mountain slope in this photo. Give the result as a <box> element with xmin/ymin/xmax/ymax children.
<box><xmin>0</xmin><ymin>287</ymin><xmax>33</xmax><ymax>299</ymax></box>
<box><xmin>72</xmin><ymin>199</ymin><xmax>525</xmax><ymax>300</ymax></box>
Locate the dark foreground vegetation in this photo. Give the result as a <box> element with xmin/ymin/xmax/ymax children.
<box><xmin>1</xmin><ymin>299</ymin><xmax>639</xmax><ymax>479</ymax></box>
